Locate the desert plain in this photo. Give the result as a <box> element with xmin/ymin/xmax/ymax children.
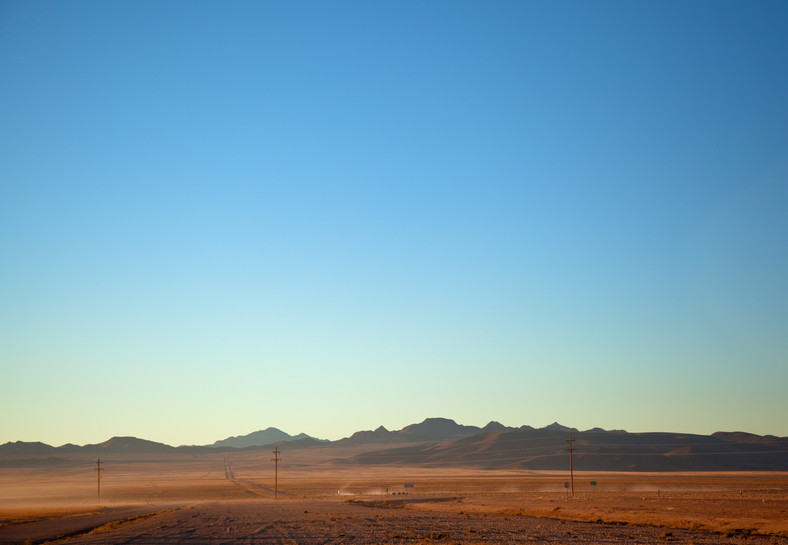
<box><xmin>1</xmin><ymin>444</ymin><xmax>786</xmax><ymax>545</ymax></box>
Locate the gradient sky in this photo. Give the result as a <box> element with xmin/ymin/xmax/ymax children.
<box><xmin>2</xmin><ymin>1</ymin><xmax>787</xmax><ymax>447</ymax></box>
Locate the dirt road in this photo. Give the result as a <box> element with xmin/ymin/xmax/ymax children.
<box><xmin>225</xmin><ymin>457</ymin><xmax>289</xmax><ymax>498</ymax></box>
<box><xmin>43</xmin><ymin>498</ymin><xmax>782</xmax><ymax>544</ymax></box>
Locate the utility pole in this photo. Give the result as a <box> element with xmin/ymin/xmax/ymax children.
<box><xmin>566</xmin><ymin>434</ymin><xmax>575</xmax><ymax>498</ymax></box>
<box><xmin>271</xmin><ymin>447</ymin><xmax>281</xmax><ymax>499</ymax></box>
<box><xmin>96</xmin><ymin>458</ymin><xmax>104</xmax><ymax>505</ymax></box>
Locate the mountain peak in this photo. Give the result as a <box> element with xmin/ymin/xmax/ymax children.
<box><xmin>85</xmin><ymin>436</ymin><xmax>174</xmax><ymax>453</ymax></box>
<box><xmin>211</xmin><ymin>428</ymin><xmax>295</xmax><ymax>448</ymax></box>
<box><xmin>341</xmin><ymin>425</ymin><xmax>394</xmax><ymax>444</ymax></box>
<box><xmin>0</xmin><ymin>441</ymin><xmax>57</xmax><ymax>455</ymax></box>
<box><xmin>399</xmin><ymin>417</ymin><xmax>485</xmax><ymax>441</ymax></box>
<box><xmin>402</xmin><ymin>417</ymin><xmax>457</xmax><ymax>429</ymax></box>
<box><xmin>483</xmin><ymin>421</ymin><xmax>506</xmax><ymax>432</ymax></box>
<box><xmin>543</xmin><ymin>422</ymin><xmax>579</xmax><ymax>433</ymax></box>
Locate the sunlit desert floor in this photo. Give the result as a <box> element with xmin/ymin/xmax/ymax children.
<box><xmin>1</xmin><ymin>454</ymin><xmax>786</xmax><ymax>544</ymax></box>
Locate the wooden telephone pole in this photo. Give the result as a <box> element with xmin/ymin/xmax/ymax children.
<box><xmin>566</xmin><ymin>434</ymin><xmax>575</xmax><ymax>498</ymax></box>
<box><xmin>271</xmin><ymin>447</ymin><xmax>281</xmax><ymax>499</ymax></box>
<box><xmin>96</xmin><ymin>458</ymin><xmax>104</xmax><ymax>504</ymax></box>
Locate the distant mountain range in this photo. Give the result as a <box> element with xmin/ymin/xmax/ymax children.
<box><xmin>0</xmin><ymin>428</ymin><xmax>326</xmax><ymax>457</ymax></box>
<box><xmin>340</xmin><ymin>424</ymin><xmax>788</xmax><ymax>471</ymax></box>
<box><xmin>337</xmin><ymin>418</ymin><xmax>509</xmax><ymax>445</ymax></box>
<box><xmin>2</xmin><ymin>418</ymin><xmax>786</xmax><ymax>471</ymax></box>
<box><xmin>210</xmin><ymin>427</ymin><xmax>325</xmax><ymax>448</ymax></box>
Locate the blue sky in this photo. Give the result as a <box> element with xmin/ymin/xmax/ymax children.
<box><xmin>2</xmin><ymin>1</ymin><xmax>787</xmax><ymax>446</ymax></box>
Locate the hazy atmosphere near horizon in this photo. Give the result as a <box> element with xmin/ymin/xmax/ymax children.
<box><xmin>1</xmin><ymin>1</ymin><xmax>787</xmax><ymax>447</ymax></box>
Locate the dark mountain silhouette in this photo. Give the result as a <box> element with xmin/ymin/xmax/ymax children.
<box><xmin>403</xmin><ymin>418</ymin><xmax>514</xmax><ymax>440</ymax></box>
<box><xmin>0</xmin><ymin>441</ymin><xmax>58</xmax><ymax>455</ymax></box>
<box><xmin>2</xmin><ymin>421</ymin><xmax>786</xmax><ymax>471</ymax></box>
<box><xmin>483</xmin><ymin>421</ymin><xmax>507</xmax><ymax>432</ymax></box>
<box><xmin>342</xmin><ymin>427</ymin><xmax>788</xmax><ymax>471</ymax></box>
<box><xmin>544</xmin><ymin>422</ymin><xmax>579</xmax><ymax>433</ymax></box>
<box><xmin>211</xmin><ymin>428</ymin><xmax>289</xmax><ymax>448</ymax></box>
<box><xmin>341</xmin><ymin>425</ymin><xmax>395</xmax><ymax>445</ymax></box>
<box><xmin>76</xmin><ymin>436</ymin><xmax>176</xmax><ymax>454</ymax></box>
<box><xmin>0</xmin><ymin>436</ymin><xmax>175</xmax><ymax>465</ymax></box>
<box><xmin>399</xmin><ymin>417</ymin><xmax>486</xmax><ymax>440</ymax></box>
<box><xmin>209</xmin><ymin>427</ymin><xmax>326</xmax><ymax>448</ymax></box>
<box><xmin>338</xmin><ymin>418</ymin><xmax>512</xmax><ymax>445</ymax></box>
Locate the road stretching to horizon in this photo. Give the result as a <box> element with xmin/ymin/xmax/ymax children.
<box><xmin>224</xmin><ymin>456</ymin><xmax>291</xmax><ymax>499</ymax></box>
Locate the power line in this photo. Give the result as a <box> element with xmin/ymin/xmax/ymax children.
<box><xmin>271</xmin><ymin>447</ymin><xmax>282</xmax><ymax>499</ymax></box>
<box><xmin>96</xmin><ymin>458</ymin><xmax>104</xmax><ymax>505</ymax></box>
<box><xmin>566</xmin><ymin>434</ymin><xmax>575</xmax><ymax>498</ymax></box>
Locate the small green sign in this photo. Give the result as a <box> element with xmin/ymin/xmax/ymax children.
<box><xmin>590</xmin><ymin>481</ymin><xmax>597</xmax><ymax>486</ymax></box>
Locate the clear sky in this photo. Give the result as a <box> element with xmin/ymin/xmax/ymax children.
<box><xmin>2</xmin><ymin>1</ymin><xmax>787</xmax><ymax>447</ymax></box>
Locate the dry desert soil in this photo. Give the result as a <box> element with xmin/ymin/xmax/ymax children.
<box><xmin>1</xmin><ymin>450</ymin><xmax>786</xmax><ymax>544</ymax></box>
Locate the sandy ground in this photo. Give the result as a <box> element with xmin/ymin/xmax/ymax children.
<box><xmin>28</xmin><ymin>498</ymin><xmax>788</xmax><ymax>545</ymax></box>
<box><xmin>1</xmin><ymin>454</ymin><xmax>786</xmax><ymax>544</ymax></box>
